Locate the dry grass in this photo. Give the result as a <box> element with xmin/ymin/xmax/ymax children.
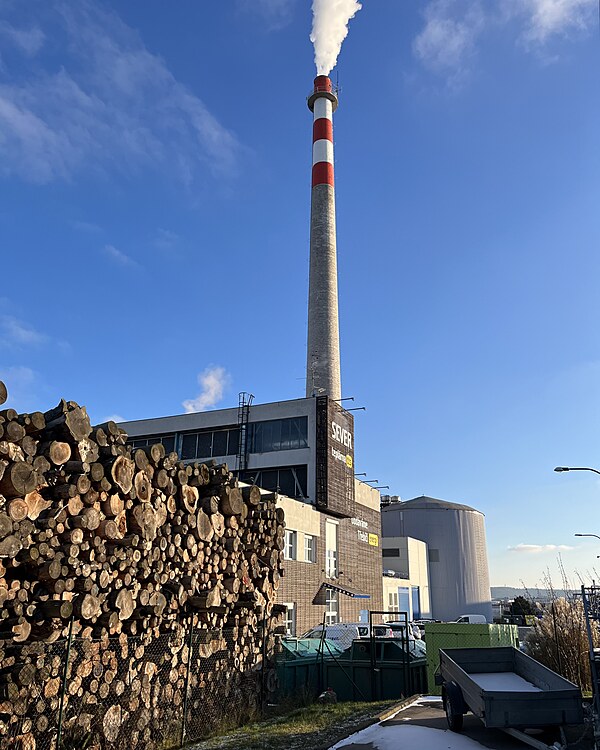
<box><xmin>188</xmin><ymin>699</ymin><xmax>400</xmax><ymax>750</ymax></box>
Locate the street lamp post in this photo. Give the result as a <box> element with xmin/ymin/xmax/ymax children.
<box><xmin>574</xmin><ymin>533</ymin><xmax>600</xmax><ymax>542</ymax></box>
<box><xmin>554</xmin><ymin>466</ymin><xmax>600</xmax><ymax>476</ymax></box>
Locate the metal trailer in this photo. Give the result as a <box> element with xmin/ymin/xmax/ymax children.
<box><xmin>437</xmin><ymin>647</ymin><xmax>584</xmax><ymax>750</ymax></box>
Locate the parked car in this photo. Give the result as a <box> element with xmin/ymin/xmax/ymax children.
<box><xmin>386</xmin><ymin>621</ymin><xmax>423</xmax><ymax>640</ymax></box>
<box><xmin>454</xmin><ymin>614</ymin><xmax>488</xmax><ymax>624</ymax></box>
<box><xmin>301</xmin><ymin>622</ymin><xmax>393</xmax><ymax>649</ymax></box>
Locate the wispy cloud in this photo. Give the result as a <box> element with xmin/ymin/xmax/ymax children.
<box><xmin>413</xmin><ymin>0</ymin><xmax>596</xmax><ymax>84</ymax></box>
<box><xmin>154</xmin><ymin>229</ymin><xmax>180</xmax><ymax>253</ymax></box>
<box><xmin>413</xmin><ymin>0</ymin><xmax>485</xmax><ymax>86</ymax></box>
<box><xmin>103</xmin><ymin>244</ymin><xmax>138</xmax><ymax>268</ymax></box>
<box><xmin>0</xmin><ymin>20</ymin><xmax>45</xmax><ymax>57</ymax></box>
<box><xmin>103</xmin><ymin>414</ymin><xmax>125</xmax><ymax>423</ymax></box>
<box><xmin>237</xmin><ymin>0</ymin><xmax>297</xmax><ymax>30</ymax></box>
<box><xmin>0</xmin><ymin>1</ymin><xmax>240</xmax><ymax>185</ymax></box>
<box><xmin>72</xmin><ymin>219</ymin><xmax>102</xmax><ymax>233</ymax></box>
<box><xmin>183</xmin><ymin>366</ymin><xmax>231</xmax><ymax>413</ymax></box>
<box><xmin>1</xmin><ymin>314</ymin><xmax>48</xmax><ymax>346</ymax></box>
<box><xmin>508</xmin><ymin>543</ymin><xmax>575</xmax><ymax>553</ymax></box>
<box><xmin>521</xmin><ymin>0</ymin><xmax>596</xmax><ymax>44</ymax></box>
<box><xmin>0</xmin><ymin>365</ymin><xmax>38</xmax><ymax>410</ymax></box>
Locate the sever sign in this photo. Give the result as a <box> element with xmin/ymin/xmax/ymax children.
<box><xmin>331</xmin><ymin>421</ymin><xmax>353</xmax><ymax>450</ymax></box>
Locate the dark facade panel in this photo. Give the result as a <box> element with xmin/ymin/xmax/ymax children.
<box><xmin>315</xmin><ymin>396</ymin><xmax>355</xmax><ymax>517</ymax></box>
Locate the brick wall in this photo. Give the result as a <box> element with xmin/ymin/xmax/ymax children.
<box><xmin>277</xmin><ymin>505</ymin><xmax>383</xmax><ymax>635</ymax></box>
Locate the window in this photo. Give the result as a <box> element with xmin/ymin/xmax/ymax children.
<box><xmin>388</xmin><ymin>591</ymin><xmax>399</xmax><ymax>614</ymax></box>
<box><xmin>249</xmin><ymin>417</ymin><xmax>308</xmax><ymax>453</ymax></box>
<box><xmin>326</xmin><ymin>550</ymin><xmax>337</xmax><ymax>578</ymax></box>
<box><xmin>129</xmin><ymin>434</ymin><xmax>175</xmax><ymax>453</ymax></box>
<box><xmin>325</xmin><ymin>589</ymin><xmax>339</xmax><ymax>625</ymax></box>
<box><xmin>382</xmin><ymin>548</ymin><xmax>400</xmax><ymax>558</ymax></box>
<box><xmin>304</xmin><ymin>534</ymin><xmax>316</xmax><ymax>563</ymax></box>
<box><xmin>179</xmin><ymin>427</ymin><xmax>240</xmax><ymax>461</ymax></box>
<box><xmin>411</xmin><ymin>587</ymin><xmax>421</xmax><ymax>620</ymax></box>
<box><xmin>284</xmin><ymin>603</ymin><xmax>296</xmax><ymax>636</ymax></box>
<box><xmin>398</xmin><ymin>586</ymin><xmax>410</xmax><ymax>613</ymax></box>
<box><xmin>325</xmin><ymin>520</ymin><xmax>338</xmax><ymax>578</ymax></box>
<box><xmin>284</xmin><ymin>530</ymin><xmax>297</xmax><ymax>561</ymax></box>
<box><xmin>239</xmin><ymin>466</ymin><xmax>307</xmax><ymax>499</ymax></box>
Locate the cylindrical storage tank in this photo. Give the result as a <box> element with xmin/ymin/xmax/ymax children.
<box><xmin>381</xmin><ymin>496</ymin><xmax>492</xmax><ymax>622</ymax></box>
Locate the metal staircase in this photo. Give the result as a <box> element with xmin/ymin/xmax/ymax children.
<box><xmin>235</xmin><ymin>391</ymin><xmax>254</xmax><ymax>474</ymax></box>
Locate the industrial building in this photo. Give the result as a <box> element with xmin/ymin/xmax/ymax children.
<box><xmin>121</xmin><ymin>397</ymin><xmax>383</xmax><ymax>635</ymax></box>
<box><xmin>381</xmin><ymin>496</ymin><xmax>492</xmax><ymax>622</ymax></box>
<box><xmin>382</xmin><ymin>536</ymin><xmax>431</xmax><ymax>621</ymax></box>
<box><xmin>119</xmin><ymin>75</ymin><xmax>384</xmax><ymax>634</ymax></box>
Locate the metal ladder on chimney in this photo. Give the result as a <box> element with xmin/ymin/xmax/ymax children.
<box><xmin>236</xmin><ymin>391</ymin><xmax>254</xmax><ymax>475</ymax></box>
<box><xmin>581</xmin><ymin>585</ymin><xmax>600</xmax><ymax>749</ymax></box>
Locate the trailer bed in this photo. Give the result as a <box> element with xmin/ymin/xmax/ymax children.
<box><xmin>439</xmin><ymin>647</ymin><xmax>583</xmax><ymax>729</ymax></box>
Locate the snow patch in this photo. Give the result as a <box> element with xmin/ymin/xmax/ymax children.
<box><xmin>469</xmin><ymin>672</ymin><xmax>542</xmax><ymax>692</ymax></box>
<box><xmin>330</xmin><ymin>722</ymin><xmax>492</xmax><ymax>750</ymax></box>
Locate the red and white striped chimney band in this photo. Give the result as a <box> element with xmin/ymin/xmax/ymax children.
<box><xmin>312</xmin><ymin>96</ymin><xmax>334</xmax><ymax>187</ymax></box>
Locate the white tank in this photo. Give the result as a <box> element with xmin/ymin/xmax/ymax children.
<box><xmin>381</xmin><ymin>496</ymin><xmax>492</xmax><ymax>622</ymax></box>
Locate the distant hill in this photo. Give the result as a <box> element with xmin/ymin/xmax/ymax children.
<box><xmin>491</xmin><ymin>586</ymin><xmax>575</xmax><ymax>600</ymax></box>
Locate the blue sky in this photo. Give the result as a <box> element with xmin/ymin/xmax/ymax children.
<box><xmin>0</xmin><ymin>0</ymin><xmax>598</xmax><ymax>587</ymax></box>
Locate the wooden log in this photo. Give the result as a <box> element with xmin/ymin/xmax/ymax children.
<box><xmin>0</xmin><ymin>512</ymin><xmax>12</xmax><ymax>539</ymax></box>
<box><xmin>7</xmin><ymin>498</ymin><xmax>28</xmax><ymax>522</ymax></box>
<box><xmin>220</xmin><ymin>487</ymin><xmax>243</xmax><ymax>516</ymax></box>
<box><xmin>41</xmin><ymin>441</ymin><xmax>71</xmax><ymax>466</ymax></box>
<box><xmin>134</xmin><ymin>471</ymin><xmax>151</xmax><ymax>503</ymax></box>
<box><xmin>242</xmin><ymin>484</ymin><xmax>262</xmax><ymax>506</ymax></box>
<box><xmin>0</xmin><ymin>380</ymin><xmax>6</xmax><ymax>406</ymax></box>
<box><xmin>110</xmin><ymin>456</ymin><xmax>134</xmax><ymax>494</ymax></box>
<box><xmin>4</xmin><ymin>421</ymin><xmax>26</xmax><ymax>442</ymax></box>
<box><xmin>0</xmin><ymin>461</ymin><xmax>37</xmax><ymax>498</ymax></box>
<box><xmin>24</xmin><ymin>491</ymin><xmax>52</xmax><ymax>521</ymax></box>
<box><xmin>44</xmin><ymin>401</ymin><xmax>92</xmax><ymax>441</ymax></box>
<box><xmin>180</xmin><ymin>484</ymin><xmax>198</xmax><ymax>514</ymax></box>
<box><xmin>0</xmin><ymin>535</ymin><xmax>22</xmax><ymax>558</ymax></box>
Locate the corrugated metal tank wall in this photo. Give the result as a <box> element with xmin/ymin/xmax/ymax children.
<box><xmin>382</xmin><ymin>497</ymin><xmax>492</xmax><ymax>622</ymax></box>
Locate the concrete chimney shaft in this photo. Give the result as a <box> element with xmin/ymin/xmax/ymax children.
<box><xmin>306</xmin><ymin>75</ymin><xmax>342</xmax><ymax>401</ymax></box>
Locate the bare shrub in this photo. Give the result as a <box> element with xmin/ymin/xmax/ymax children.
<box><xmin>524</xmin><ymin>561</ymin><xmax>600</xmax><ymax>693</ymax></box>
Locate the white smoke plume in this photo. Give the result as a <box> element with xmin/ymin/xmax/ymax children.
<box><xmin>182</xmin><ymin>366</ymin><xmax>230</xmax><ymax>413</ymax></box>
<box><xmin>310</xmin><ymin>0</ymin><xmax>362</xmax><ymax>76</ymax></box>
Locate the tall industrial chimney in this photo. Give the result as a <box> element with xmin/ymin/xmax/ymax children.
<box><xmin>306</xmin><ymin>75</ymin><xmax>342</xmax><ymax>402</ymax></box>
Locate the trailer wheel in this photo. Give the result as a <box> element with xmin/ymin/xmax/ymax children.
<box><xmin>443</xmin><ymin>683</ymin><xmax>464</xmax><ymax>732</ymax></box>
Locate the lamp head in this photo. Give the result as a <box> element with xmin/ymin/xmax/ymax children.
<box><xmin>554</xmin><ymin>467</ymin><xmax>570</xmax><ymax>473</ymax></box>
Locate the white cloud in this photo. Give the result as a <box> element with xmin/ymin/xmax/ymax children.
<box><xmin>0</xmin><ymin>21</ymin><xmax>45</xmax><ymax>57</ymax></box>
<box><xmin>508</xmin><ymin>543</ymin><xmax>575</xmax><ymax>553</ymax></box>
<box><xmin>0</xmin><ymin>365</ymin><xmax>38</xmax><ymax>410</ymax></box>
<box><xmin>72</xmin><ymin>220</ymin><xmax>101</xmax><ymax>233</ymax></box>
<box><xmin>103</xmin><ymin>414</ymin><xmax>125</xmax><ymax>423</ymax></box>
<box><xmin>104</xmin><ymin>244</ymin><xmax>138</xmax><ymax>268</ymax></box>
<box><xmin>0</xmin><ymin>1</ymin><xmax>239</xmax><ymax>185</ymax></box>
<box><xmin>237</xmin><ymin>0</ymin><xmax>297</xmax><ymax>30</ymax></box>
<box><xmin>0</xmin><ymin>314</ymin><xmax>47</xmax><ymax>346</ymax></box>
<box><xmin>413</xmin><ymin>0</ymin><xmax>485</xmax><ymax>85</ymax></box>
<box><xmin>183</xmin><ymin>366</ymin><xmax>231</xmax><ymax>413</ymax></box>
<box><xmin>154</xmin><ymin>229</ymin><xmax>179</xmax><ymax>252</ymax></box>
<box><xmin>413</xmin><ymin>0</ymin><xmax>596</xmax><ymax>84</ymax></box>
<box><xmin>522</xmin><ymin>0</ymin><xmax>596</xmax><ymax>44</ymax></box>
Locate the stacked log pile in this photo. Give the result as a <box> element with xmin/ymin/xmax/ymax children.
<box><xmin>0</xmin><ymin>381</ymin><xmax>286</xmax><ymax>748</ymax></box>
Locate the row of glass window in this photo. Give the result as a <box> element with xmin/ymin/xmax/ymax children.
<box><xmin>129</xmin><ymin>434</ymin><xmax>176</xmax><ymax>454</ymax></box>
<box><xmin>239</xmin><ymin>465</ymin><xmax>307</xmax><ymax>500</ymax></box>
<box><xmin>128</xmin><ymin>416</ymin><xmax>309</xmax><ymax>464</ymax></box>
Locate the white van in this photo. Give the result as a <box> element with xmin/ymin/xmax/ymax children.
<box><xmin>454</xmin><ymin>614</ymin><xmax>487</xmax><ymax>624</ymax></box>
<box><xmin>301</xmin><ymin>623</ymin><xmax>393</xmax><ymax>649</ymax></box>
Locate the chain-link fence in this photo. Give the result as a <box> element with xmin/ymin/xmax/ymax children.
<box><xmin>1</xmin><ymin>620</ymin><xmax>272</xmax><ymax>750</ymax></box>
